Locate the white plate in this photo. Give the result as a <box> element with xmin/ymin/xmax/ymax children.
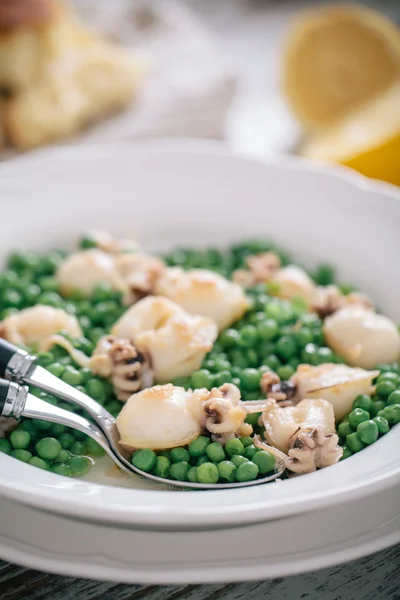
<box><xmin>0</xmin><ymin>140</ymin><xmax>399</xmax><ymax>581</ymax></box>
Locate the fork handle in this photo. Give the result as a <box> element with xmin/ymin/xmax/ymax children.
<box><xmin>0</xmin><ymin>338</ymin><xmax>36</xmax><ymax>381</ymax></box>
<box><xmin>0</xmin><ymin>379</ymin><xmax>10</xmax><ymax>414</ymax></box>
<box><xmin>0</xmin><ymin>339</ymin><xmax>20</xmax><ymax>376</ymax></box>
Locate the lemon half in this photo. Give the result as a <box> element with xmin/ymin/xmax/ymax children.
<box><xmin>301</xmin><ymin>82</ymin><xmax>400</xmax><ymax>186</ymax></box>
<box><xmin>283</xmin><ymin>4</ymin><xmax>400</xmax><ymax>130</ymax></box>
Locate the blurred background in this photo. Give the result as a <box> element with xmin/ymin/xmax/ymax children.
<box><xmin>0</xmin><ymin>0</ymin><xmax>399</xmax><ymax>185</ymax></box>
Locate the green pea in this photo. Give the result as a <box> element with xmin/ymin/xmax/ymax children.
<box><xmin>69</xmin><ymin>456</ymin><xmax>91</xmax><ymax>477</ymax></box>
<box><xmin>375</xmin><ymin>380</ymin><xmax>397</xmax><ymax>398</ymax></box>
<box><xmin>2</xmin><ymin>289</ymin><xmax>22</xmax><ymax>308</ymax></box>
<box><xmin>206</xmin><ymin>442</ymin><xmax>225</xmax><ymax>463</ymax></box>
<box><xmin>388</xmin><ymin>390</ymin><xmax>400</xmax><ymax>405</ymax></box>
<box><xmin>212</xmin><ymin>357</ymin><xmax>232</xmax><ymax>372</ymax></box>
<box><xmin>28</xmin><ymin>457</ymin><xmax>50</xmax><ymax>470</ymax></box>
<box><xmin>264</xmin><ymin>355</ymin><xmax>281</xmax><ymax>371</ymax></box>
<box><xmin>85</xmin><ymin>437</ymin><xmax>106</xmax><ymax>457</ymax></box>
<box><xmin>188</xmin><ymin>436</ymin><xmax>210</xmax><ymax>457</ymax></box>
<box><xmin>373</xmin><ymin>416</ymin><xmax>390</xmax><ymax>435</ymax></box>
<box><xmin>58</xmin><ymin>433</ymin><xmax>75</xmax><ymax>449</ymax></box>
<box><xmin>35</xmin><ymin>352</ymin><xmax>54</xmax><ymax>367</ymax></box>
<box><xmin>220</xmin><ymin>329</ymin><xmax>240</xmax><ymax>349</ymax></box>
<box><xmin>158</xmin><ymin>449</ymin><xmax>171</xmax><ymax>460</ymax></box>
<box><xmin>10</xmin><ymin>430</ymin><xmax>31</xmax><ymax>449</ymax></box>
<box><xmin>239</xmin><ymin>436</ymin><xmax>254</xmax><ymax>448</ymax></box>
<box><xmin>0</xmin><ymin>439</ymin><xmax>12</xmax><ymax>454</ymax></box>
<box><xmin>236</xmin><ymin>461</ymin><xmax>259</xmax><ymax>482</ymax></box>
<box><xmin>249</xmin><ymin>311</ymin><xmax>267</xmax><ymax>325</ymax></box>
<box><xmin>257</xmin><ymin>319</ymin><xmax>278</xmax><ymax>341</ymax></box>
<box><xmin>301</xmin><ymin>343</ymin><xmax>319</xmax><ymax>364</ymax></box>
<box><xmin>38</xmin><ymin>276</ymin><xmax>59</xmax><ymax>292</ymax></box>
<box><xmin>224</xmin><ymin>438</ymin><xmax>245</xmax><ymax>457</ymax></box>
<box><xmin>132</xmin><ymin>449</ymin><xmax>157</xmax><ymax>472</ymax></box>
<box><xmin>190</xmin><ymin>369</ymin><xmax>214</xmax><ymax>389</ymax></box>
<box><xmin>276</xmin><ymin>335</ymin><xmax>297</xmax><ymax>360</ymax></box>
<box><xmin>313</xmin><ymin>264</ymin><xmax>335</xmax><ymax>286</ymax></box>
<box><xmin>38</xmin><ymin>291</ymin><xmax>64</xmax><ymax>307</ymax></box>
<box><xmin>370</xmin><ymin>400</ymin><xmax>386</xmax><ymax>417</ymax></box>
<box><xmin>71</xmin><ymin>441</ymin><xmax>87</xmax><ymax>456</ymax></box>
<box><xmin>352</xmin><ymin>394</ymin><xmax>373</xmax><ymax>412</ymax></box>
<box><xmin>187</xmin><ymin>466</ymin><xmax>198</xmax><ymax>483</ymax></box>
<box><xmin>240</xmin><ymin>368</ymin><xmax>261</xmax><ymax>391</ymax></box>
<box><xmin>346</xmin><ymin>432</ymin><xmax>365</xmax><ymax>453</ymax></box>
<box><xmin>170</xmin><ymin>447</ymin><xmax>190</xmax><ymax>463</ymax></box>
<box><xmin>85</xmin><ymin>379</ymin><xmax>107</xmax><ymax>404</ymax></box>
<box><xmin>197</xmin><ymin>455</ymin><xmax>209</xmax><ymax>466</ymax></box>
<box><xmin>34</xmin><ymin>419</ymin><xmax>52</xmax><ymax>431</ymax></box>
<box><xmin>378</xmin><ymin>404</ymin><xmax>400</xmax><ymax>426</ymax></box>
<box><xmin>340</xmin><ymin>446</ymin><xmax>353</xmax><ymax>460</ymax></box>
<box><xmin>245</xmin><ymin>412</ymin><xmax>261</xmax><ymax>426</ymax></box>
<box><xmin>252</xmin><ymin>450</ymin><xmax>276</xmax><ymax>474</ymax></box>
<box><xmin>238</xmin><ymin>325</ymin><xmax>258</xmax><ymax>348</ymax></box>
<box><xmin>338</xmin><ymin>421</ymin><xmax>353</xmax><ymax>438</ymax></box>
<box><xmin>104</xmin><ymin>400</ymin><xmax>122</xmax><ymax>417</ymax></box>
<box><xmin>277</xmin><ymin>365</ymin><xmax>295</xmax><ymax>381</ymax></box>
<box><xmin>197</xmin><ymin>462</ymin><xmax>219</xmax><ymax>484</ymax></box>
<box><xmin>11</xmin><ymin>449</ymin><xmax>32</xmax><ymax>462</ymax></box>
<box><xmin>357</xmin><ymin>420</ymin><xmax>379</xmax><ymax>445</ymax></box>
<box><xmin>348</xmin><ymin>408</ymin><xmax>370</xmax><ymax>429</ymax></box>
<box><xmin>61</xmin><ymin>366</ymin><xmax>83</xmax><ymax>387</ymax></box>
<box><xmin>244</xmin><ymin>444</ymin><xmax>258</xmax><ymax>460</ymax></box>
<box><xmin>229</xmin><ymin>349</ymin><xmax>250</xmax><ymax>369</ymax></box>
<box><xmin>294</xmin><ymin>327</ymin><xmax>314</xmax><ymax>347</ymax></box>
<box><xmin>154</xmin><ymin>456</ymin><xmax>171</xmax><ymax>478</ymax></box>
<box><xmin>50</xmin><ymin>423</ymin><xmax>67</xmax><ymax>437</ymax></box>
<box><xmin>218</xmin><ymin>460</ymin><xmax>237</xmax><ymax>483</ymax></box>
<box><xmin>170</xmin><ymin>461</ymin><xmax>190</xmax><ymax>481</ymax></box>
<box><xmin>214</xmin><ymin>370</ymin><xmax>232</xmax><ymax>387</ymax></box>
<box><xmin>231</xmin><ymin>455</ymin><xmax>249</xmax><ymax>468</ymax></box>
<box><xmin>36</xmin><ymin>437</ymin><xmax>62</xmax><ymax>461</ymax></box>
<box><xmin>47</xmin><ymin>362</ymin><xmax>65</xmax><ymax>378</ymax></box>
<box><xmin>377</xmin><ymin>372</ymin><xmax>400</xmax><ymax>385</ymax></box>
<box><xmin>51</xmin><ymin>463</ymin><xmax>72</xmax><ymax>477</ymax></box>
<box><xmin>55</xmin><ymin>449</ymin><xmax>72</xmax><ymax>463</ymax></box>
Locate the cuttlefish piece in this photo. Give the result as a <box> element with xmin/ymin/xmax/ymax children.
<box><xmin>57</xmin><ymin>248</ymin><xmax>126</xmax><ymax>298</ymax></box>
<box><xmin>111</xmin><ymin>295</ymin><xmax>218</xmax><ymax>382</ymax></box>
<box><xmin>42</xmin><ymin>334</ymin><xmax>154</xmax><ymax>402</ymax></box>
<box><xmin>324</xmin><ymin>307</ymin><xmax>400</xmax><ymax>369</ymax></box>
<box><xmin>80</xmin><ymin>230</ymin><xmax>140</xmax><ymax>254</ymax></box>
<box><xmin>116</xmin><ymin>383</ymin><xmax>253</xmax><ymax>450</ymax></box>
<box><xmin>269</xmin><ymin>265</ymin><xmax>317</xmax><ymax>306</ymax></box>
<box><xmin>155</xmin><ymin>267</ymin><xmax>249</xmax><ymax>331</ymax></box>
<box><xmin>57</xmin><ymin>248</ymin><xmax>165</xmax><ymax>303</ymax></box>
<box><xmin>117</xmin><ymin>384</ymin><xmax>201</xmax><ymax>450</ymax></box>
<box><xmin>0</xmin><ymin>304</ymin><xmax>82</xmax><ymax>349</ymax></box>
<box><xmin>291</xmin><ymin>363</ymin><xmax>379</xmax><ymax>422</ymax></box>
<box><xmin>115</xmin><ymin>252</ymin><xmax>165</xmax><ymax>305</ymax></box>
<box><xmin>261</xmin><ymin>398</ymin><xmax>342</xmax><ymax>474</ymax></box>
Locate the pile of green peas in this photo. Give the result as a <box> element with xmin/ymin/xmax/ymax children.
<box><xmin>338</xmin><ymin>371</ymin><xmax>400</xmax><ymax>459</ymax></box>
<box><xmin>0</xmin><ymin>235</ymin><xmax>399</xmax><ymax>480</ymax></box>
<box><xmin>131</xmin><ymin>435</ymin><xmax>277</xmax><ymax>484</ymax></box>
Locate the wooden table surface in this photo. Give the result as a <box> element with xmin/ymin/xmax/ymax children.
<box><xmin>2</xmin><ymin>1</ymin><xmax>400</xmax><ymax>598</ymax></box>
<box><xmin>1</xmin><ymin>546</ymin><xmax>400</xmax><ymax>600</ymax></box>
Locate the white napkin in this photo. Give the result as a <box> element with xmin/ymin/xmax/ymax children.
<box><xmin>69</xmin><ymin>0</ymin><xmax>238</xmax><ymax>143</ymax></box>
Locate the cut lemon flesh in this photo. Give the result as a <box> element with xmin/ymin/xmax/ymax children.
<box><xmin>283</xmin><ymin>5</ymin><xmax>400</xmax><ymax>130</ymax></box>
<box><xmin>301</xmin><ymin>82</ymin><xmax>400</xmax><ymax>186</ymax></box>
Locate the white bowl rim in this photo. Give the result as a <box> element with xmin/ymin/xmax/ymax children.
<box><xmin>1</xmin><ymin>138</ymin><xmax>400</xmax><ymax>530</ymax></box>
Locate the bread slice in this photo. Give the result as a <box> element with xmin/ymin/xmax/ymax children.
<box><xmin>0</xmin><ymin>3</ymin><xmax>81</xmax><ymax>93</ymax></box>
<box><xmin>4</xmin><ymin>40</ymin><xmax>144</xmax><ymax>149</ymax></box>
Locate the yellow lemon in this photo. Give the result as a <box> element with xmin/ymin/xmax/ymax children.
<box><xmin>301</xmin><ymin>82</ymin><xmax>400</xmax><ymax>186</ymax></box>
<box><xmin>283</xmin><ymin>4</ymin><xmax>400</xmax><ymax>130</ymax></box>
